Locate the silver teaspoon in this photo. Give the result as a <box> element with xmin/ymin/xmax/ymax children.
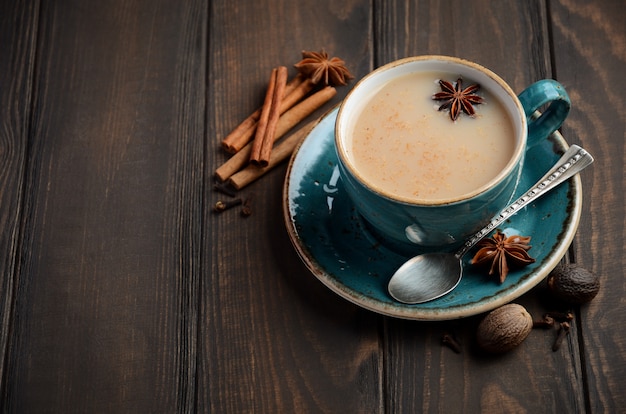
<box><xmin>387</xmin><ymin>144</ymin><xmax>594</xmax><ymax>304</ymax></box>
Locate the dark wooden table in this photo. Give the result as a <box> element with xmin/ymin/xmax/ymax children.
<box><xmin>1</xmin><ymin>1</ymin><xmax>624</xmax><ymax>412</ymax></box>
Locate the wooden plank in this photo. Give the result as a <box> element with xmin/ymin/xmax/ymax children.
<box><xmin>2</xmin><ymin>0</ymin><xmax>205</xmax><ymax>412</ymax></box>
<box><xmin>377</xmin><ymin>1</ymin><xmax>588</xmax><ymax>412</ymax></box>
<box><xmin>549</xmin><ymin>0</ymin><xmax>626</xmax><ymax>412</ymax></box>
<box><xmin>0</xmin><ymin>0</ymin><xmax>40</xmax><ymax>392</ymax></box>
<box><xmin>200</xmin><ymin>1</ymin><xmax>383</xmax><ymax>412</ymax></box>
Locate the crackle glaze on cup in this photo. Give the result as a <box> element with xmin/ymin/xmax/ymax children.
<box><xmin>335</xmin><ymin>56</ymin><xmax>570</xmax><ymax>249</ymax></box>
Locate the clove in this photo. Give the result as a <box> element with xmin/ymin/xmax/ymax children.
<box><xmin>241</xmin><ymin>196</ymin><xmax>254</xmax><ymax>217</ymax></box>
<box><xmin>441</xmin><ymin>333</ymin><xmax>462</xmax><ymax>354</ymax></box>
<box><xmin>214</xmin><ymin>181</ymin><xmax>238</xmax><ymax>197</ymax></box>
<box><xmin>552</xmin><ymin>321</ymin><xmax>571</xmax><ymax>352</ymax></box>
<box><xmin>533</xmin><ymin>314</ymin><xmax>556</xmax><ymax>329</ymax></box>
<box><xmin>213</xmin><ymin>198</ymin><xmax>243</xmax><ymax>213</ymax></box>
<box><xmin>545</xmin><ymin>311</ymin><xmax>574</xmax><ymax>322</ymax></box>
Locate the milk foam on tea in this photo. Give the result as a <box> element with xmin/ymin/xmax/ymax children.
<box><xmin>347</xmin><ymin>71</ymin><xmax>516</xmax><ymax>201</ymax></box>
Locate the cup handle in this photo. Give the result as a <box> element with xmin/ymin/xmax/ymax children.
<box><xmin>517</xmin><ymin>79</ymin><xmax>571</xmax><ymax>146</ymax></box>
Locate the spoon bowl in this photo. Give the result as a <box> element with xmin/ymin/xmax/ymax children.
<box><xmin>388</xmin><ymin>253</ymin><xmax>462</xmax><ymax>303</ymax></box>
<box><xmin>387</xmin><ymin>145</ymin><xmax>594</xmax><ymax>304</ymax></box>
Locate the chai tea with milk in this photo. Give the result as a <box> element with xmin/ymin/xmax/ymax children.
<box><xmin>346</xmin><ymin>71</ymin><xmax>516</xmax><ymax>201</ymax></box>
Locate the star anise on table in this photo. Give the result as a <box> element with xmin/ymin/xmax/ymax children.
<box><xmin>294</xmin><ymin>49</ymin><xmax>354</xmax><ymax>86</ymax></box>
<box><xmin>470</xmin><ymin>229</ymin><xmax>536</xmax><ymax>283</ymax></box>
<box><xmin>432</xmin><ymin>78</ymin><xmax>484</xmax><ymax>121</ymax></box>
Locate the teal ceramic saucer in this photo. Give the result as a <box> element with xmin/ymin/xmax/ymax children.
<box><xmin>282</xmin><ymin>107</ymin><xmax>582</xmax><ymax>320</ymax></box>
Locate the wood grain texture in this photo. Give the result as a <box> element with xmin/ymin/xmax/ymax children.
<box><xmin>549</xmin><ymin>0</ymin><xmax>626</xmax><ymax>412</ymax></box>
<box><xmin>0</xmin><ymin>0</ymin><xmax>40</xmax><ymax>388</ymax></box>
<box><xmin>2</xmin><ymin>0</ymin><xmax>206</xmax><ymax>412</ymax></box>
<box><xmin>201</xmin><ymin>1</ymin><xmax>382</xmax><ymax>412</ymax></box>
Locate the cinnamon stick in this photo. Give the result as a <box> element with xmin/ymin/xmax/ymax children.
<box><xmin>273</xmin><ymin>86</ymin><xmax>336</xmax><ymax>136</ymax></box>
<box><xmin>282</xmin><ymin>73</ymin><xmax>305</xmax><ymax>99</ymax></box>
<box><xmin>278</xmin><ymin>78</ymin><xmax>315</xmax><ymax>117</ymax></box>
<box><xmin>228</xmin><ymin>119</ymin><xmax>317</xmax><ymax>190</ymax></box>
<box><xmin>250</xmin><ymin>66</ymin><xmax>288</xmax><ymax>166</ymax></box>
<box><xmin>214</xmin><ymin>86</ymin><xmax>337</xmax><ymax>182</ymax></box>
<box><xmin>249</xmin><ymin>68</ymin><xmax>278</xmax><ymax>162</ymax></box>
<box><xmin>221</xmin><ymin>74</ymin><xmax>310</xmax><ymax>154</ymax></box>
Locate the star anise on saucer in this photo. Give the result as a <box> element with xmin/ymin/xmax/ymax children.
<box><xmin>432</xmin><ymin>78</ymin><xmax>484</xmax><ymax>121</ymax></box>
<box><xmin>470</xmin><ymin>229</ymin><xmax>536</xmax><ymax>283</ymax></box>
<box><xmin>294</xmin><ymin>49</ymin><xmax>354</xmax><ymax>86</ymax></box>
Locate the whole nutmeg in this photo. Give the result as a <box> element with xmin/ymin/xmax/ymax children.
<box><xmin>547</xmin><ymin>264</ymin><xmax>600</xmax><ymax>304</ymax></box>
<box><xmin>476</xmin><ymin>303</ymin><xmax>533</xmax><ymax>354</ymax></box>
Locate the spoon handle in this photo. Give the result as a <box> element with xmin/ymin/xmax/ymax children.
<box><xmin>455</xmin><ymin>144</ymin><xmax>594</xmax><ymax>259</ymax></box>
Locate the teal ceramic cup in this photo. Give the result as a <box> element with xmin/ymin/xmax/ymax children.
<box><xmin>335</xmin><ymin>56</ymin><xmax>570</xmax><ymax>250</ymax></box>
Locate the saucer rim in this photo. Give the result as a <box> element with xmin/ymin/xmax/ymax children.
<box><xmin>282</xmin><ymin>107</ymin><xmax>582</xmax><ymax>320</ymax></box>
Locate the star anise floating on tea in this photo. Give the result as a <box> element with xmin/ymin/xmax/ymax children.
<box><xmin>432</xmin><ymin>78</ymin><xmax>484</xmax><ymax>121</ymax></box>
<box><xmin>470</xmin><ymin>229</ymin><xmax>536</xmax><ymax>283</ymax></box>
<box><xmin>294</xmin><ymin>49</ymin><xmax>354</xmax><ymax>86</ymax></box>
